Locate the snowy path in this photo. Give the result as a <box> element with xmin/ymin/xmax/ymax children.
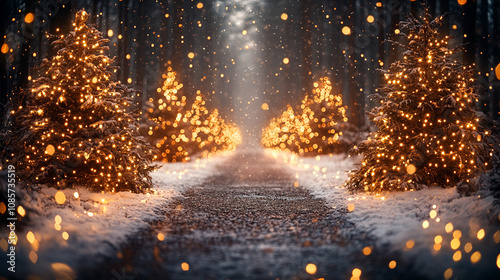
<box><xmin>6</xmin><ymin>149</ymin><xmax>498</xmax><ymax>279</ymax></box>
<box><xmin>84</xmin><ymin>149</ymin><xmax>398</xmax><ymax>280</ymax></box>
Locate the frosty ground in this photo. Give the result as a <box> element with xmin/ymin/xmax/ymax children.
<box><xmin>1</xmin><ymin>148</ymin><xmax>500</xmax><ymax>280</ymax></box>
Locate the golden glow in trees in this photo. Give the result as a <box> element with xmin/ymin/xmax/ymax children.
<box><xmin>262</xmin><ymin>77</ymin><xmax>353</xmax><ymax>155</ymax></box>
<box><xmin>6</xmin><ymin>10</ymin><xmax>156</xmax><ymax>192</ymax></box>
<box><xmin>146</xmin><ymin>66</ymin><xmax>241</xmax><ymax>162</ymax></box>
<box><xmin>346</xmin><ymin>11</ymin><xmax>495</xmax><ymax>192</ymax></box>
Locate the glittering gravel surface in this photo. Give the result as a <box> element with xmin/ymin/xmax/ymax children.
<box><xmin>87</xmin><ymin>149</ymin><xmax>403</xmax><ymax>280</ymax></box>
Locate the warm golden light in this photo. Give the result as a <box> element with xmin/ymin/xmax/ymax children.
<box><xmin>55</xmin><ymin>191</ymin><xmax>66</xmax><ymax>204</ymax></box>
<box><xmin>281</xmin><ymin>13</ymin><xmax>288</xmax><ymax>20</ymax></box>
<box><xmin>29</xmin><ymin>251</ymin><xmax>38</xmax><ymax>264</ymax></box>
<box><xmin>157</xmin><ymin>233</ymin><xmax>165</xmax><ymax>241</ymax></box>
<box><xmin>187</xmin><ymin>52</ymin><xmax>195</xmax><ymax>59</ymax></box>
<box><xmin>51</xmin><ymin>263</ymin><xmax>75</xmax><ymax>280</ymax></box>
<box><xmin>406</xmin><ymin>164</ymin><xmax>416</xmax><ymax>175</ymax></box>
<box><xmin>283</xmin><ymin>57</ymin><xmax>289</xmax><ymax>64</ymax></box>
<box><xmin>25</xmin><ymin>13</ymin><xmax>34</xmax><ymax>24</ymax></box>
<box><xmin>477</xmin><ymin>229</ymin><xmax>485</xmax><ymax>240</ymax></box>
<box><xmin>367</xmin><ymin>15</ymin><xmax>374</xmax><ymax>23</ymax></box>
<box><xmin>1</xmin><ymin>43</ymin><xmax>8</xmax><ymax>54</ymax></box>
<box><xmin>26</xmin><ymin>231</ymin><xmax>35</xmax><ymax>244</ymax></box>
<box><xmin>388</xmin><ymin>260</ymin><xmax>397</xmax><ymax>269</ymax></box>
<box><xmin>347</xmin><ymin>203</ymin><xmax>355</xmax><ymax>212</ymax></box>
<box><xmin>422</xmin><ymin>220</ymin><xmax>429</xmax><ymax>229</ymax></box>
<box><xmin>352</xmin><ymin>268</ymin><xmax>362</xmax><ymax>278</ymax></box>
<box><xmin>342</xmin><ymin>26</ymin><xmax>351</xmax><ymax>35</ymax></box>
<box><xmin>434</xmin><ymin>235</ymin><xmax>442</xmax><ymax>244</ymax></box>
<box><xmin>453</xmin><ymin>251</ymin><xmax>462</xmax><ymax>261</ymax></box>
<box><xmin>457</xmin><ymin>0</ymin><xmax>467</xmax><ymax>5</ymax></box>
<box><xmin>495</xmin><ymin>63</ymin><xmax>500</xmax><ymax>80</ymax></box>
<box><xmin>464</xmin><ymin>242</ymin><xmax>473</xmax><ymax>253</ymax></box>
<box><xmin>362</xmin><ymin>246</ymin><xmax>372</xmax><ymax>255</ymax></box>
<box><xmin>445</xmin><ymin>223</ymin><xmax>453</xmax><ymax>233</ymax></box>
<box><xmin>181</xmin><ymin>262</ymin><xmax>189</xmax><ymax>271</ymax></box>
<box><xmin>305</xmin><ymin>263</ymin><xmax>317</xmax><ymax>274</ymax></box>
<box><xmin>470</xmin><ymin>251</ymin><xmax>481</xmax><ymax>264</ymax></box>
<box><xmin>17</xmin><ymin>206</ymin><xmax>26</xmax><ymax>217</ymax></box>
<box><xmin>444</xmin><ymin>268</ymin><xmax>453</xmax><ymax>280</ymax></box>
<box><xmin>261</xmin><ymin>103</ymin><xmax>269</xmax><ymax>110</ymax></box>
<box><xmin>45</xmin><ymin>144</ymin><xmax>55</xmax><ymax>155</ymax></box>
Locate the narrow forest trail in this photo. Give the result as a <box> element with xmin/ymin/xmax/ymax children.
<box><xmin>86</xmin><ymin>149</ymin><xmax>402</xmax><ymax>280</ymax></box>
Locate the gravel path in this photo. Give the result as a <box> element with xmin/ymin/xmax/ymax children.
<box><xmin>87</xmin><ymin>150</ymin><xmax>401</xmax><ymax>280</ymax></box>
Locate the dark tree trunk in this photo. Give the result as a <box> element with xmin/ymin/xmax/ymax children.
<box><xmin>300</xmin><ymin>0</ymin><xmax>312</xmax><ymax>93</ymax></box>
<box><xmin>439</xmin><ymin>0</ymin><xmax>450</xmax><ymax>36</ymax></box>
<box><xmin>171</xmin><ymin>1</ymin><xmax>184</xmax><ymax>76</ymax></box>
<box><xmin>0</xmin><ymin>0</ymin><xmax>7</xmax><ymax>114</ymax></box>
<box><xmin>462</xmin><ymin>0</ymin><xmax>476</xmax><ymax>66</ymax></box>
<box><xmin>491</xmin><ymin>0</ymin><xmax>500</xmax><ymax>119</ymax></box>
<box><xmin>121</xmin><ymin>0</ymin><xmax>130</xmax><ymax>83</ymax></box>
<box><xmin>135</xmin><ymin>0</ymin><xmax>147</xmax><ymax>111</ymax></box>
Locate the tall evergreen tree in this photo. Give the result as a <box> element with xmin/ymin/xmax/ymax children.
<box><xmin>347</xmin><ymin>10</ymin><xmax>494</xmax><ymax>192</ymax></box>
<box><xmin>4</xmin><ymin>10</ymin><xmax>156</xmax><ymax>193</ymax></box>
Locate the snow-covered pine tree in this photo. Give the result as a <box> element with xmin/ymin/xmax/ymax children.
<box><xmin>6</xmin><ymin>10</ymin><xmax>156</xmax><ymax>193</ymax></box>
<box><xmin>347</xmin><ymin>10</ymin><xmax>494</xmax><ymax>192</ymax></box>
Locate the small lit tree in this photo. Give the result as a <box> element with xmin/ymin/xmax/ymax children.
<box><xmin>149</xmin><ymin>85</ymin><xmax>241</xmax><ymax>162</ymax></box>
<box><xmin>261</xmin><ymin>77</ymin><xmax>352</xmax><ymax>155</ymax></box>
<box><xmin>261</xmin><ymin>105</ymin><xmax>306</xmax><ymax>153</ymax></box>
<box><xmin>145</xmin><ymin>64</ymin><xmax>190</xmax><ymax>162</ymax></box>
<box><xmin>5</xmin><ymin>10</ymin><xmax>156</xmax><ymax>193</ymax></box>
<box><xmin>299</xmin><ymin>77</ymin><xmax>352</xmax><ymax>154</ymax></box>
<box><xmin>347</xmin><ymin>11</ymin><xmax>494</xmax><ymax>192</ymax></box>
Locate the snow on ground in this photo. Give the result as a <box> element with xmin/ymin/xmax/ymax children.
<box><xmin>0</xmin><ymin>153</ymin><xmax>230</xmax><ymax>279</ymax></box>
<box><xmin>267</xmin><ymin>149</ymin><xmax>500</xmax><ymax>279</ymax></box>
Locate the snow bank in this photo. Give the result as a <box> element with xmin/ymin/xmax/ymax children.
<box><xmin>0</xmin><ymin>154</ymin><xmax>228</xmax><ymax>279</ymax></box>
<box><xmin>268</xmin><ymin>149</ymin><xmax>500</xmax><ymax>279</ymax></box>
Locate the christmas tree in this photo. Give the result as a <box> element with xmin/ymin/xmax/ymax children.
<box><xmin>4</xmin><ymin>10</ymin><xmax>156</xmax><ymax>193</ymax></box>
<box><xmin>261</xmin><ymin>77</ymin><xmax>352</xmax><ymax>155</ymax></box>
<box><xmin>144</xmin><ymin>64</ymin><xmax>189</xmax><ymax>162</ymax></box>
<box><xmin>148</xmin><ymin>78</ymin><xmax>241</xmax><ymax>162</ymax></box>
<box><xmin>261</xmin><ymin>105</ymin><xmax>307</xmax><ymax>153</ymax></box>
<box><xmin>347</xmin><ymin>11</ymin><xmax>494</xmax><ymax>192</ymax></box>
